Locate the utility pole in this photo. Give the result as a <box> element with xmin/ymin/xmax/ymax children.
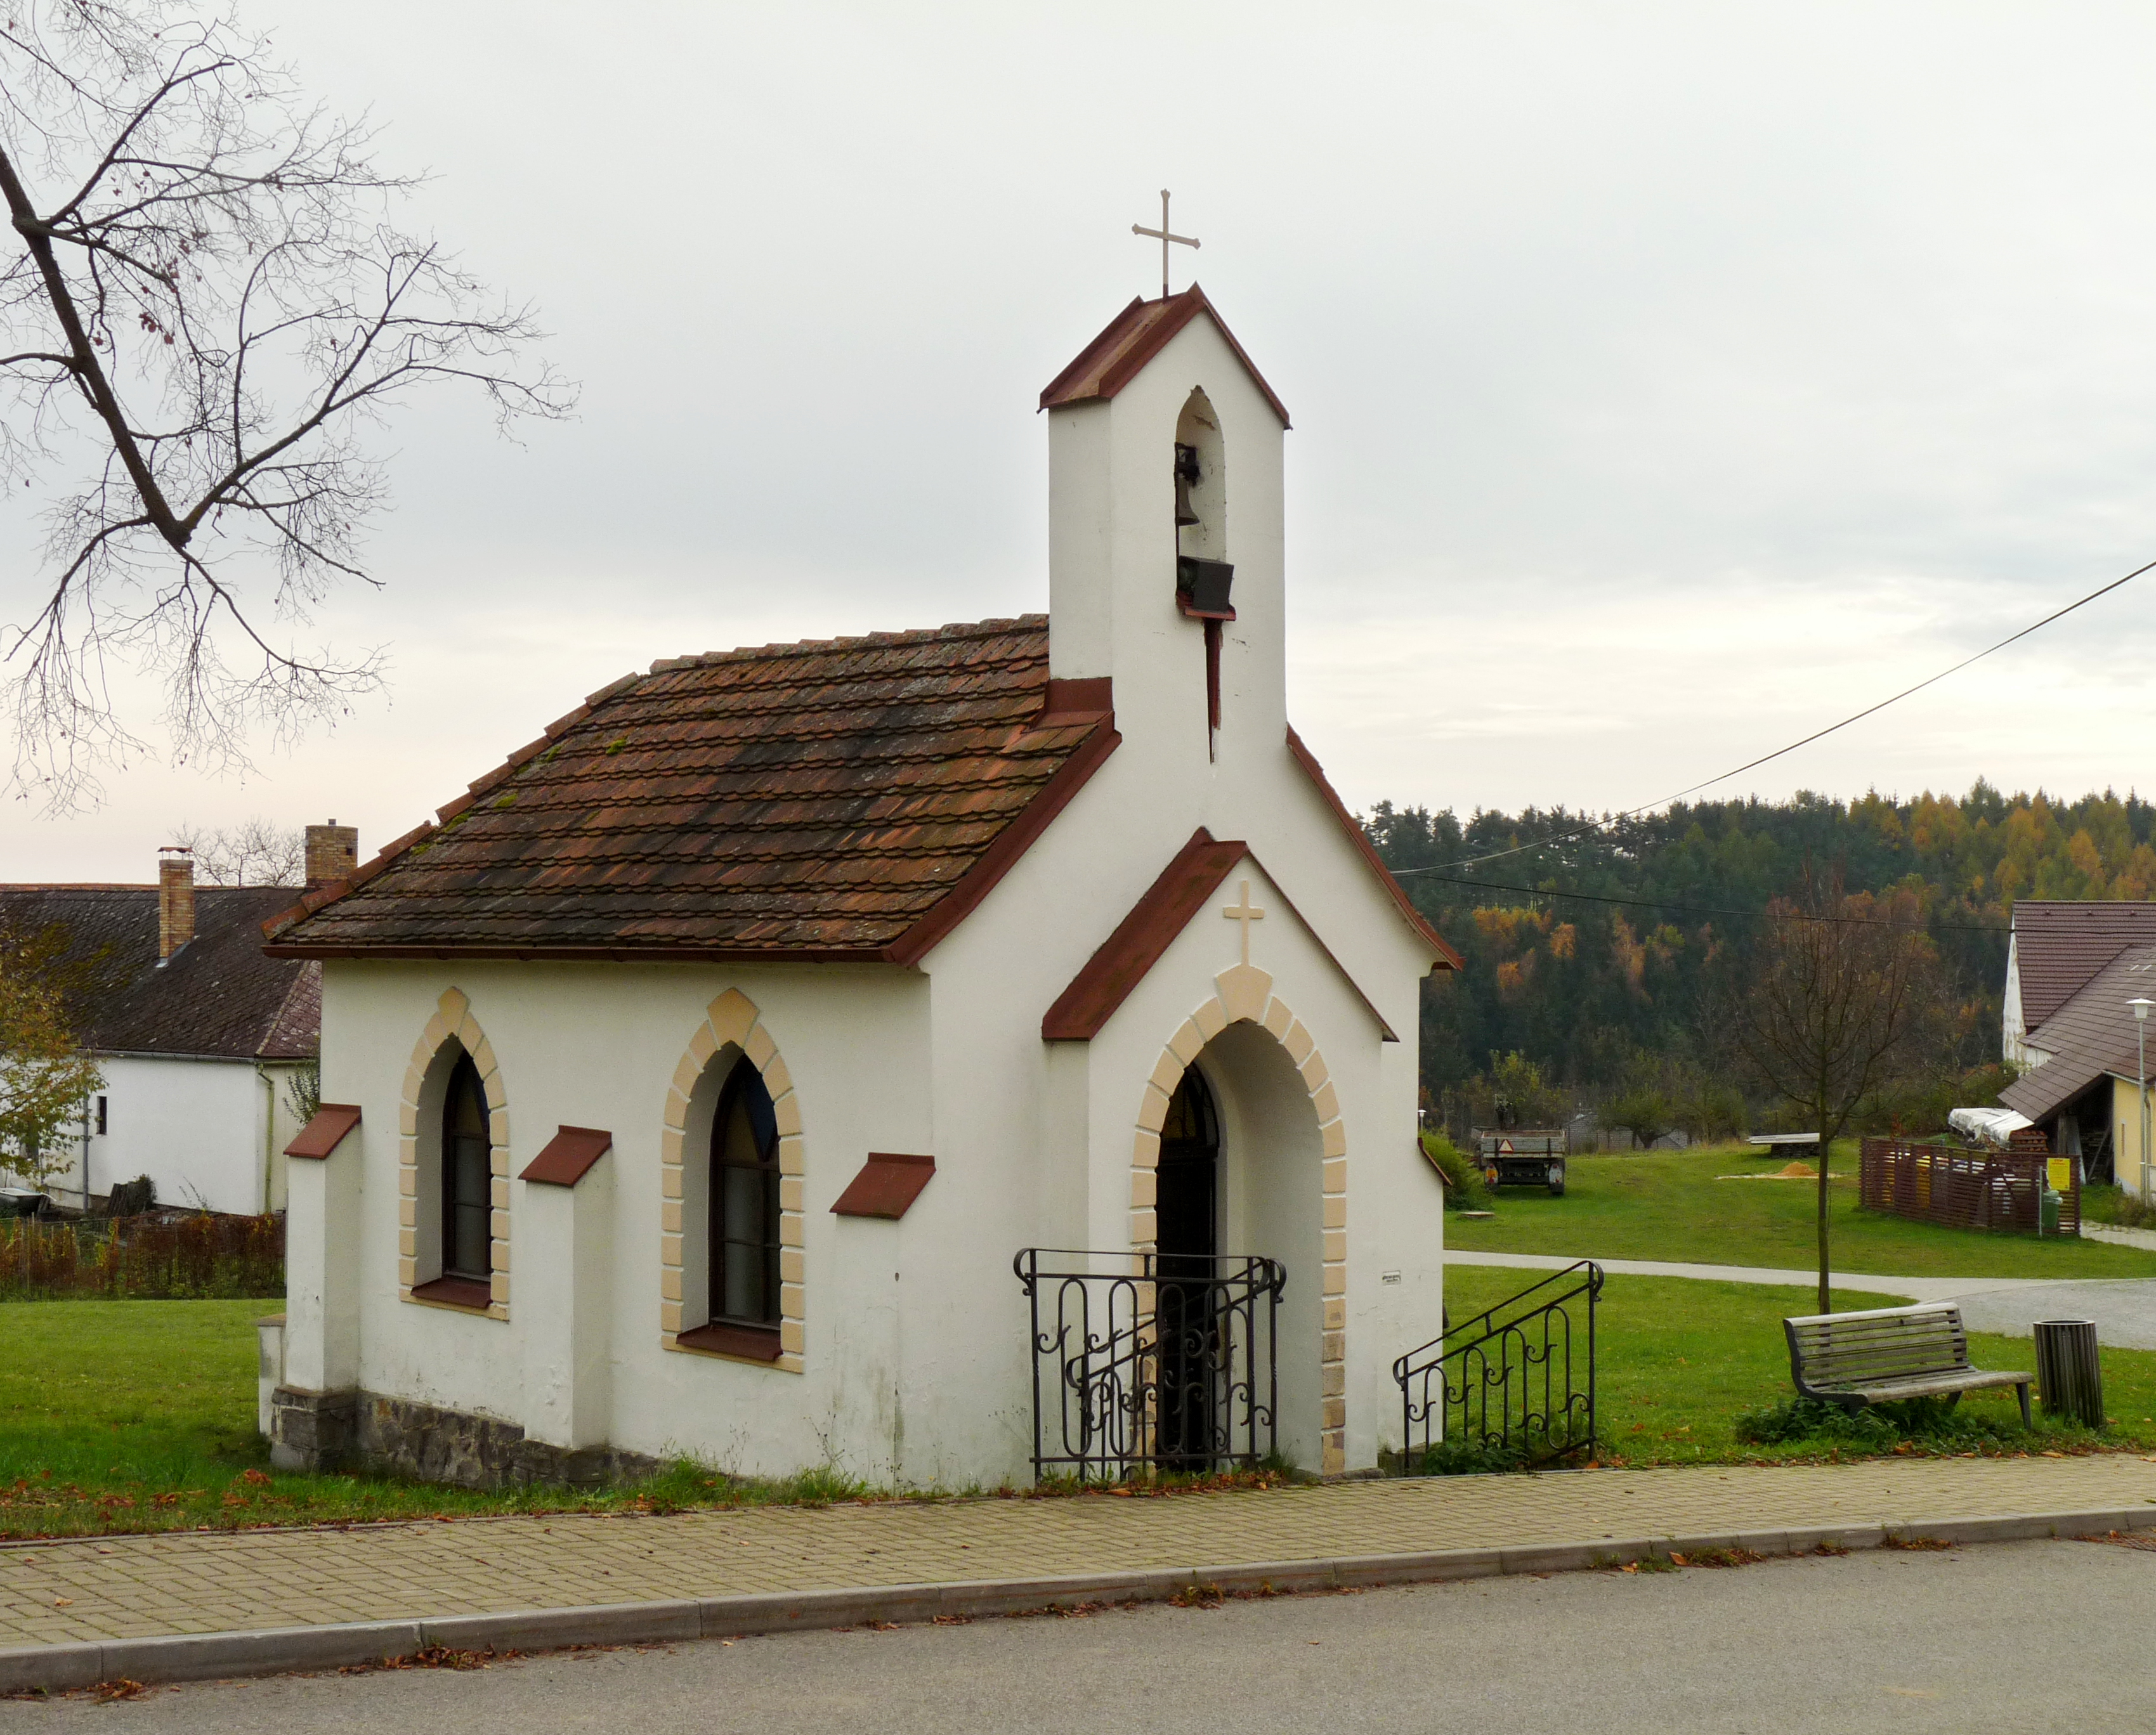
<box><xmin>2133</xmin><ymin>998</ymin><xmax>2153</xmax><ymax>1202</ymax></box>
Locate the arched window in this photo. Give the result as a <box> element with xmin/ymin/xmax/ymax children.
<box><xmin>710</xmin><ymin>1056</ymin><xmax>781</xmax><ymax>1329</ymax></box>
<box><xmin>441</xmin><ymin>1053</ymin><xmax>492</xmax><ymax>1282</ymax></box>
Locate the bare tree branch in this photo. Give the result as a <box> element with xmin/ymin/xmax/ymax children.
<box><xmin>1709</xmin><ymin>863</ymin><xmax>1940</xmax><ymax>1311</ymax></box>
<box><xmin>0</xmin><ymin>1</ymin><xmax>577</xmax><ymax>809</ymax></box>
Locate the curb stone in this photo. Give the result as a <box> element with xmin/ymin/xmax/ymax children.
<box><xmin>3</xmin><ymin>1504</ymin><xmax>2153</xmax><ymax>1695</ymax></box>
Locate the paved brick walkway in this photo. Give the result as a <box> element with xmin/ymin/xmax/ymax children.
<box><xmin>1</xmin><ymin>1453</ymin><xmax>2153</xmax><ymax>1650</ymax></box>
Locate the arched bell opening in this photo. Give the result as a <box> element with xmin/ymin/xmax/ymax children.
<box><xmin>1173</xmin><ymin>387</ymin><xmax>1227</xmax><ymax>564</ymax></box>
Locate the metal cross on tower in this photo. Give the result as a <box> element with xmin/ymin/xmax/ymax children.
<box><xmin>1132</xmin><ymin>189</ymin><xmax>1199</xmax><ymax>300</ymax></box>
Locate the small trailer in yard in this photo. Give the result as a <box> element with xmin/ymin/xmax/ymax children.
<box><xmin>1475</xmin><ymin>1129</ymin><xmax>1568</xmax><ymax>1195</ymax></box>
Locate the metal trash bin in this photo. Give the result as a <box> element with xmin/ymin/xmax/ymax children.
<box><xmin>2034</xmin><ymin>1318</ymin><xmax>2103</xmax><ymax>1429</ymax></box>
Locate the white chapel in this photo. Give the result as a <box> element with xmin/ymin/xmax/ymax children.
<box><xmin>264</xmin><ymin>287</ymin><xmax>1460</xmax><ymax>1488</ymax></box>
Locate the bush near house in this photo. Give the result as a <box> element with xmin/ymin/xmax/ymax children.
<box><xmin>0</xmin><ymin>1213</ymin><xmax>282</xmax><ymax>1301</ymax></box>
<box><xmin>1420</xmin><ymin>1132</ymin><xmax>1493</xmax><ymax>1210</ymax></box>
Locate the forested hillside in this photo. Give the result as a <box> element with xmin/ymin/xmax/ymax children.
<box><xmin>1367</xmin><ymin>783</ymin><xmax>2156</xmax><ymax>1112</ymax></box>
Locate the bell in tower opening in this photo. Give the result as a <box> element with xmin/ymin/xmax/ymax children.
<box><xmin>1173</xmin><ymin>443</ymin><xmax>1201</xmax><ymax>526</ymax></box>
<box><xmin>1173</xmin><ymin>388</ymin><xmax>1233</xmax><ymax>621</ymax></box>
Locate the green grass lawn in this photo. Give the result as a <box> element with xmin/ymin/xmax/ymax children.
<box><xmin>0</xmin><ymin>1301</ymin><xmax>1291</xmax><ymax>1538</ymax></box>
<box><xmin>1446</xmin><ymin>1143</ymin><xmax>2156</xmax><ymax>1279</ymax></box>
<box><xmin>0</xmin><ymin>1300</ymin><xmax>894</xmax><ymax>1538</ymax></box>
<box><xmin>11</xmin><ymin>1264</ymin><xmax>2156</xmax><ymax>1540</ymax></box>
<box><xmin>1443</xmin><ymin>1263</ymin><xmax>2156</xmax><ymax>1467</ymax></box>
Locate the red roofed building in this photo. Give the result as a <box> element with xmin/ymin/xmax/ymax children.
<box><xmin>266</xmin><ymin>289</ymin><xmax>1460</xmax><ymax>1489</ymax></box>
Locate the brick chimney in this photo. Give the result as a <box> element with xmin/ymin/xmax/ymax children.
<box><xmin>304</xmin><ymin>819</ymin><xmax>358</xmax><ymax>891</ymax></box>
<box><xmin>157</xmin><ymin>847</ymin><xmax>194</xmax><ymax>961</ymax></box>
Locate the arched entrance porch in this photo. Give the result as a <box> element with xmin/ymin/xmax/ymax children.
<box><xmin>1133</xmin><ymin>970</ymin><xmax>1345</xmax><ymax>1476</ymax></box>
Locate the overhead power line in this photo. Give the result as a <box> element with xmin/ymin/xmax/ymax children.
<box><xmin>1401</xmin><ymin>868</ymin><xmax>2009</xmax><ymax>933</ymax></box>
<box><xmin>1397</xmin><ymin>552</ymin><xmax>2156</xmax><ymax>878</ymax></box>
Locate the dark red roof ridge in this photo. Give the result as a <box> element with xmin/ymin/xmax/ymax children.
<box><xmin>0</xmin><ymin>882</ymin><xmax>160</xmax><ymax>892</ymax></box>
<box><xmin>1039</xmin><ymin>287</ymin><xmax>1291</xmax><ymax>427</ymax></box>
<box><xmin>1284</xmin><ymin>726</ymin><xmax>1463</xmax><ymax>971</ymax></box>
<box><xmin>649</xmin><ymin>614</ymin><xmax>1047</xmax><ymax>674</ymax></box>
<box><xmin>1042</xmin><ymin>826</ymin><xmax>1399</xmax><ymax>1042</ymax></box>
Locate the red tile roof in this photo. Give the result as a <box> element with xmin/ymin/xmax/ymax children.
<box><xmin>1039</xmin><ymin>286</ymin><xmax>1291</xmax><ymax>427</ymax></box>
<box><xmin>263</xmin><ymin>618</ymin><xmax>1119</xmax><ymax>962</ymax></box>
<box><xmin>2013</xmin><ymin>900</ymin><xmax>2156</xmax><ymax>1027</ymax></box>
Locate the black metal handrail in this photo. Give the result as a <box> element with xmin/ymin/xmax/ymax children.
<box><xmin>1393</xmin><ymin>1260</ymin><xmax>1602</xmax><ymax>1473</ymax></box>
<box><xmin>1014</xmin><ymin>1247</ymin><xmax>1284</xmax><ymax>1483</ymax></box>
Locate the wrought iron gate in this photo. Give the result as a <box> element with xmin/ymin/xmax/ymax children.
<box><xmin>1393</xmin><ymin>1259</ymin><xmax>1602</xmax><ymax>1472</ymax></box>
<box><xmin>1014</xmin><ymin>1247</ymin><xmax>1284</xmax><ymax>1482</ymax></box>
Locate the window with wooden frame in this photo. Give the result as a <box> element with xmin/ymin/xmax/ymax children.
<box><xmin>682</xmin><ymin>1056</ymin><xmax>781</xmax><ymax>1358</ymax></box>
<box><xmin>440</xmin><ymin>1053</ymin><xmax>492</xmax><ymax>1283</ymax></box>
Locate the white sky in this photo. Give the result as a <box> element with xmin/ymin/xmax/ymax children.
<box><xmin>8</xmin><ymin>0</ymin><xmax>2156</xmax><ymax>880</ymax></box>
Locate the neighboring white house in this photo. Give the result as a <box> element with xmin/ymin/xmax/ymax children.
<box><xmin>1</xmin><ymin>828</ymin><xmax>353</xmax><ymax>1215</ymax></box>
<box><xmin>265</xmin><ymin>287</ymin><xmax>1462</xmax><ymax>1490</ymax></box>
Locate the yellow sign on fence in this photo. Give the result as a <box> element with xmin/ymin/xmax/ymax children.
<box><xmin>2048</xmin><ymin>1157</ymin><xmax>2072</xmax><ymax>1192</ymax></box>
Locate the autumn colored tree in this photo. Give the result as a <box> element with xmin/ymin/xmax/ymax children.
<box><xmin>0</xmin><ymin>918</ymin><xmax>103</xmax><ymax>1190</ymax></box>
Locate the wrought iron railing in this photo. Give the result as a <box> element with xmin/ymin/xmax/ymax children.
<box><xmin>1394</xmin><ymin>1260</ymin><xmax>1602</xmax><ymax>1473</ymax></box>
<box><xmin>1014</xmin><ymin>1247</ymin><xmax>1284</xmax><ymax>1482</ymax></box>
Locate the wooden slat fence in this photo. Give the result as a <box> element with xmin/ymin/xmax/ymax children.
<box><xmin>1858</xmin><ymin>1137</ymin><xmax>2077</xmax><ymax>1237</ymax></box>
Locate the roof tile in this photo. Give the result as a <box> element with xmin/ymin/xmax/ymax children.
<box><xmin>265</xmin><ymin>617</ymin><xmax>1114</xmax><ymax>959</ymax></box>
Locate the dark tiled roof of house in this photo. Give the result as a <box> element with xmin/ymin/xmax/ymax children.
<box><xmin>1999</xmin><ymin>942</ymin><xmax>2156</xmax><ymax>1122</ymax></box>
<box><xmin>263</xmin><ymin>618</ymin><xmax>1120</xmax><ymax>961</ymax></box>
<box><xmin>0</xmin><ymin>885</ymin><xmax>320</xmax><ymax>1060</ymax></box>
<box><xmin>2013</xmin><ymin>900</ymin><xmax>2156</xmax><ymax>1027</ymax></box>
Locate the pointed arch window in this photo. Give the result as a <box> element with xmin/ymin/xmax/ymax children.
<box><xmin>441</xmin><ymin>1054</ymin><xmax>492</xmax><ymax>1282</ymax></box>
<box><xmin>710</xmin><ymin>1057</ymin><xmax>781</xmax><ymax>1330</ymax></box>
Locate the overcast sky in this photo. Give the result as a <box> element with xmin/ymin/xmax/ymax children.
<box><xmin>9</xmin><ymin>1</ymin><xmax>2156</xmax><ymax>881</ymax></box>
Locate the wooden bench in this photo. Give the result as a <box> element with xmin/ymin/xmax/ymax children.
<box><xmin>1784</xmin><ymin>1303</ymin><xmax>2031</xmax><ymax>1426</ymax></box>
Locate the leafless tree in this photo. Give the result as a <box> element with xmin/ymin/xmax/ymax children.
<box><xmin>171</xmin><ymin>812</ymin><xmax>297</xmax><ymax>883</ymax></box>
<box><xmin>1711</xmin><ymin>866</ymin><xmax>1938</xmax><ymax>1313</ymax></box>
<box><xmin>0</xmin><ymin>1</ymin><xmax>574</xmax><ymax>809</ymax></box>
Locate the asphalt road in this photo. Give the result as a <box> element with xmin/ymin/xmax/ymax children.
<box><xmin>6</xmin><ymin>1538</ymin><xmax>2150</xmax><ymax>1733</ymax></box>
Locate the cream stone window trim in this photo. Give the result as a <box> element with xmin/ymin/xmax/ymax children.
<box><xmin>1132</xmin><ymin>962</ymin><xmax>1349</xmax><ymax>1476</ymax></box>
<box><xmin>660</xmin><ymin>987</ymin><xmax>806</xmax><ymax>1376</ymax></box>
<box><xmin>397</xmin><ymin>987</ymin><xmax>511</xmax><ymax>1321</ymax></box>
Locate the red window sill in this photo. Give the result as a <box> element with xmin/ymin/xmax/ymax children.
<box><xmin>674</xmin><ymin>1321</ymin><xmax>782</xmax><ymax>1362</ymax></box>
<box><xmin>410</xmin><ymin>1275</ymin><xmax>493</xmax><ymax>1311</ymax></box>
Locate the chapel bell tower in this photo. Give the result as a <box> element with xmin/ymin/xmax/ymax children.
<box><xmin>1039</xmin><ymin>287</ymin><xmax>1291</xmax><ymax>764</ymax></box>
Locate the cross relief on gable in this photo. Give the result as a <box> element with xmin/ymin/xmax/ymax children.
<box><xmin>1222</xmin><ymin>878</ymin><xmax>1265</xmax><ymax>966</ymax></box>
